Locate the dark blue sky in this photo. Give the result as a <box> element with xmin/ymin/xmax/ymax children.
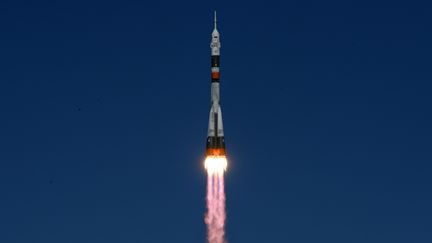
<box><xmin>1</xmin><ymin>0</ymin><xmax>432</xmax><ymax>242</ymax></box>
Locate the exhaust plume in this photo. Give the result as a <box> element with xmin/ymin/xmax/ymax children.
<box><xmin>205</xmin><ymin>156</ymin><xmax>227</xmax><ymax>243</ymax></box>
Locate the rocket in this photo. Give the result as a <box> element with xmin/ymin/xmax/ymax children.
<box><xmin>206</xmin><ymin>11</ymin><xmax>226</xmax><ymax>157</ymax></box>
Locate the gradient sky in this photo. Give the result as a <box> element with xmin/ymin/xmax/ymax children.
<box><xmin>1</xmin><ymin>0</ymin><xmax>432</xmax><ymax>242</ymax></box>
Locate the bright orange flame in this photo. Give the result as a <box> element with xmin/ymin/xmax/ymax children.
<box><xmin>204</xmin><ymin>156</ymin><xmax>227</xmax><ymax>175</ymax></box>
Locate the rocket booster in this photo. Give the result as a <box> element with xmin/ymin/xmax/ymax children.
<box><xmin>206</xmin><ymin>11</ymin><xmax>226</xmax><ymax>157</ymax></box>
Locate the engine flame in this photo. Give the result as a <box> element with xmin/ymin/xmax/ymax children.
<box><xmin>204</xmin><ymin>156</ymin><xmax>228</xmax><ymax>175</ymax></box>
<box><xmin>204</xmin><ymin>155</ymin><xmax>227</xmax><ymax>243</ymax></box>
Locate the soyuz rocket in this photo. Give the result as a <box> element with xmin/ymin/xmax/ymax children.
<box><xmin>206</xmin><ymin>11</ymin><xmax>226</xmax><ymax>157</ymax></box>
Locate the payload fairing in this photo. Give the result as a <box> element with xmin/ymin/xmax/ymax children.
<box><xmin>206</xmin><ymin>12</ymin><xmax>226</xmax><ymax>157</ymax></box>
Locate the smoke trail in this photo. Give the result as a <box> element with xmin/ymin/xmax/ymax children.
<box><xmin>205</xmin><ymin>157</ymin><xmax>227</xmax><ymax>243</ymax></box>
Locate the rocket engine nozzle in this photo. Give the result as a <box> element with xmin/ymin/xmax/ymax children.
<box><xmin>206</xmin><ymin>148</ymin><xmax>227</xmax><ymax>157</ymax></box>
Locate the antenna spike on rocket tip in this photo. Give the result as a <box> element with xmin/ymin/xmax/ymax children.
<box><xmin>214</xmin><ymin>11</ymin><xmax>217</xmax><ymax>29</ymax></box>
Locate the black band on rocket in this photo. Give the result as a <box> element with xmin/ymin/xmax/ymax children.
<box><xmin>211</xmin><ymin>56</ymin><xmax>220</xmax><ymax>67</ymax></box>
<box><xmin>206</xmin><ymin>136</ymin><xmax>226</xmax><ymax>149</ymax></box>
